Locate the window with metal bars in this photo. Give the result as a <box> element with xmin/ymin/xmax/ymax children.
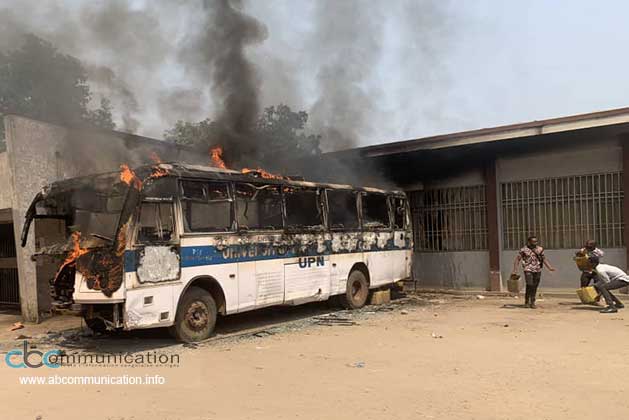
<box><xmin>501</xmin><ymin>172</ymin><xmax>624</xmax><ymax>250</ymax></box>
<box><xmin>410</xmin><ymin>186</ymin><xmax>488</xmax><ymax>251</ymax></box>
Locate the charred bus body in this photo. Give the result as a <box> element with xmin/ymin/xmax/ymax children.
<box><xmin>22</xmin><ymin>163</ymin><xmax>412</xmax><ymax>342</ymax></box>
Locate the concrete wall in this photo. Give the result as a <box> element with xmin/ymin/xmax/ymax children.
<box><xmin>3</xmin><ymin>115</ymin><xmax>207</xmax><ymax>321</ymax></box>
<box><xmin>497</xmin><ymin>139</ymin><xmax>622</xmax><ymax>182</ymax></box>
<box><xmin>411</xmin><ymin>167</ymin><xmax>490</xmax><ymax>289</ymax></box>
<box><xmin>423</xmin><ymin>168</ymin><xmax>485</xmax><ymax>189</ymax></box>
<box><xmin>0</xmin><ymin>152</ymin><xmax>13</xmax><ymax>210</ymax></box>
<box><xmin>413</xmin><ymin>251</ymin><xmax>490</xmax><ymax>289</ymax></box>
<box><xmin>411</xmin><ymin>139</ymin><xmax>626</xmax><ymax>290</ymax></box>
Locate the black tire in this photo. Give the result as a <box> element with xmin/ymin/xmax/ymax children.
<box><xmin>169</xmin><ymin>286</ymin><xmax>217</xmax><ymax>342</ymax></box>
<box><xmin>83</xmin><ymin>317</ymin><xmax>107</xmax><ymax>334</ymax></box>
<box><xmin>340</xmin><ymin>269</ymin><xmax>369</xmax><ymax>309</ymax></box>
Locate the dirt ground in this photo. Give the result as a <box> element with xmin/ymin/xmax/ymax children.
<box><xmin>2</xmin><ymin>293</ymin><xmax>629</xmax><ymax>420</ymax></box>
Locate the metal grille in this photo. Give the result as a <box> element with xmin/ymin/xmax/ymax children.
<box><xmin>0</xmin><ymin>268</ymin><xmax>19</xmax><ymax>305</ymax></box>
<box><xmin>0</xmin><ymin>223</ymin><xmax>19</xmax><ymax>305</ymax></box>
<box><xmin>410</xmin><ymin>186</ymin><xmax>488</xmax><ymax>251</ymax></box>
<box><xmin>501</xmin><ymin>172</ymin><xmax>624</xmax><ymax>250</ymax></box>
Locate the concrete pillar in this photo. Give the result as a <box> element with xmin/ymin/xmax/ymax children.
<box><xmin>485</xmin><ymin>160</ymin><xmax>502</xmax><ymax>291</ymax></box>
<box><xmin>622</xmin><ymin>138</ymin><xmax>629</xmax><ymax>269</ymax></box>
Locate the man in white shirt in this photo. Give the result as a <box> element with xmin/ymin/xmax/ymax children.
<box><xmin>590</xmin><ymin>256</ymin><xmax>629</xmax><ymax>313</ymax></box>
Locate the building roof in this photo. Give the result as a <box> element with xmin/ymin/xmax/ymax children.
<box><xmin>331</xmin><ymin>107</ymin><xmax>629</xmax><ymax>158</ymax></box>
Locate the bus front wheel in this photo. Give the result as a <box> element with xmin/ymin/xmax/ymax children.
<box><xmin>170</xmin><ymin>286</ymin><xmax>217</xmax><ymax>342</ymax></box>
<box><xmin>340</xmin><ymin>270</ymin><xmax>369</xmax><ymax>309</ymax></box>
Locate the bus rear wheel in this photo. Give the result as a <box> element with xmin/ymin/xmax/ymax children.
<box><xmin>170</xmin><ymin>286</ymin><xmax>217</xmax><ymax>342</ymax></box>
<box><xmin>340</xmin><ymin>270</ymin><xmax>369</xmax><ymax>309</ymax></box>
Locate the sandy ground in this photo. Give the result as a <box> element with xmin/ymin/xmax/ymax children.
<box><xmin>2</xmin><ymin>293</ymin><xmax>629</xmax><ymax>420</ymax></box>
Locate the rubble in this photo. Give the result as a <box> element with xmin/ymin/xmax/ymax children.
<box><xmin>314</xmin><ymin>314</ymin><xmax>357</xmax><ymax>326</ymax></box>
<box><xmin>8</xmin><ymin>322</ymin><xmax>24</xmax><ymax>331</ymax></box>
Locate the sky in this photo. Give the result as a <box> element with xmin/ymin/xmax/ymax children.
<box><xmin>248</xmin><ymin>0</ymin><xmax>629</xmax><ymax>146</ymax></box>
<box><xmin>2</xmin><ymin>0</ymin><xmax>629</xmax><ymax>149</ymax></box>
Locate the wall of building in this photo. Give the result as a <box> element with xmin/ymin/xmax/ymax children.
<box><xmin>497</xmin><ymin>140</ymin><xmax>622</xmax><ymax>182</ymax></box>
<box><xmin>3</xmin><ymin>115</ymin><xmax>207</xmax><ymax>321</ymax></box>
<box><xmin>423</xmin><ymin>168</ymin><xmax>485</xmax><ymax>189</ymax></box>
<box><xmin>413</xmin><ymin>251</ymin><xmax>489</xmax><ymax>289</ymax></box>
<box><xmin>496</xmin><ymin>139</ymin><xmax>625</xmax><ymax>288</ymax></box>
<box><xmin>410</xmin><ymin>167</ymin><xmax>491</xmax><ymax>289</ymax></box>
<box><xmin>0</xmin><ymin>152</ymin><xmax>13</xmax><ymax>211</ymax></box>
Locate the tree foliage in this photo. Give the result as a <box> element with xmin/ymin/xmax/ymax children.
<box><xmin>0</xmin><ymin>34</ymin><xmax>115</xmax><ymax>150</ymax></box>
<box><xmin>164</xmin><ymin>104</ymin><xmax>321</xmax><ymax>173</ymax></box>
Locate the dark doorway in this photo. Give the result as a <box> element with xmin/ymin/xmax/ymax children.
<box><xmin>0</xmin><ymin>223</ymin><xmax>20</xmax><ymax>305</ymax></box>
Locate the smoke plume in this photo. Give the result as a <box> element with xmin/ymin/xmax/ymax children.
<box><xmin>0</xmin><ymin>0</ymin><xmax>454</xmax><ymax>179</ymax></box>
<box><xmin>179</xmin><ymin>0</ymin><xmax>268</xmax><ymax>164</ymax></box>
<box><xmin>307</xmin><ymin>1</ymin><xmax>383</xmax><ymax>151</ymax></box>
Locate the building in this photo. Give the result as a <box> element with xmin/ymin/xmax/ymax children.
<box><xmin>0</xmin><ymin>115</ymin><xmax>206</xmax><ymax>321</ymax></box>
<box><xmin>329</xmin><ymin>107</ymin><xmax>629</xmax><ymax>291</ymax></box>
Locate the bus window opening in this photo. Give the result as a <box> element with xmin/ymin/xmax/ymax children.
<box><xmin>362</xmin><ymin>193</ymin><xmax>390</xmax><ymax>229</ymax></box>
<box><xmin>138</xmin><ymin>202</ymin><xmax>175</xmax><ymax>242</ymax></box>
<box><xmin>285</xmin><ymin>187</ymin><xmax>323</xmax><ymax>229</ymax></box>
<box><xmin>181</xmin><ymin>180</ymin><xmax>232</xmax><ymax>233</ymax></box>
<box><xmin>235</xmin><ymin>184</ymin><xmax>283</xmax><ymax>230</ymax></box>
<box><xmin>327</xmin><ymin>190</ymin><xmax>359</xmax><ymax>230</ymax></box>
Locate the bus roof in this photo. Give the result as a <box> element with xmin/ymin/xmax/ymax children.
<box><xmin>45</xmin><ymin>162</ymin><xmax>405</xmax><ymax>196</ymax></box>
<box><xmin>154</xmin><ymin>163</ymin><xmax>405</xmax><ymax>195</ymax></box>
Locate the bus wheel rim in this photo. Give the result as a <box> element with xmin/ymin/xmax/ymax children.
<box><xmin>185</xmin><ymin>301</ymin><xmax>209</xmax><ymax>331</ymax></box>
<box><xmin>351</xmin><ymin>281</ymin><xmax>363</xmax><ymax>301</ymax></box>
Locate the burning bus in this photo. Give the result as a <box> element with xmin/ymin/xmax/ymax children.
<box><xmin>21</xmin><ymin>162</ymin><xmax>412</xmax><ymax>342</ymax></box>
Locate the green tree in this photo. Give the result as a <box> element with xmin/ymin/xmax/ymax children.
<box><xmin>164</xmin><ymin>104</ymin><xmax>321</xmax><ymax>173</ymax></box>
<box><xmin>0</xmin><ymin>34</ymin><xmax>115</xmax><ymax>151</ymax></box>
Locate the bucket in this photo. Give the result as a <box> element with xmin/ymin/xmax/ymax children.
<box><xmin>507</xmin><ymin>274</ymin><xmax>521</xmax><ymax>293</ymax></box>
<box><xmin>574</xmin><ymin>255</ymin><xmax>592</xmax><ymax>272</ymax></box>
<box><xmin>576</xmin><ymin>286</ymin><xmax>598</xmax><ymax>304</ymax></box>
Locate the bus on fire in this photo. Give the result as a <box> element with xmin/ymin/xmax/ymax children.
<box><xmin>21</xmin><ymin>163</ymin><xmax>412</xmax><ymax>342</ymax></box>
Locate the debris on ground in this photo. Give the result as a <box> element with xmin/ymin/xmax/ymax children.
<box><xmin>314</xmin><ymin>314</ymin><xmax>357</xmax><ymax>326</ymax></box>
<box><xmin>400</xmin><ymin>310</ymin><xmax>409</xmax><ymax>315</ymax></box>
<box><xmin>476</xmin><ymin>295</ymin><xmax>486</xmax><ymax>300</ymax></box>
<box><xmin>347</xmin><ymin>361</ymin><xmax>365</xmax><ymax>368</ymax></box>
<box><xmin>431</xmin><ymin>332</ymin><xmax>444</xmax><ymax>339</ymax></box>
<box><xmin>8</xmin><ymin>322</ymin><xmax>24</xmax><ymax>331</ymax></box>
<box><xmin>252</xmin><ymin>330</ymin><xmax>276</xmax><ymax>338</ymax></box>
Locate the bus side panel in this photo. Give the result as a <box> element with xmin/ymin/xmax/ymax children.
<box><xmin>125</xmin><ymin>284</ymin><xmax>174</xmax><ymax>329</ymax></box>
<box><xmin>329</xmin><ymin>251</ymin><xmax>364</xmax><ymax>295</ymax></box>
<box><xmin>363</xmin><ymin>231</ymin><xmax>394</xmax><ymax>286</ymax></box>
<box><xmin>253</xmin><ymin>258</ymin><xmax>284</xmax><ymax>307</ymax></box>
<box><xmin>284</xmin><ymin>256</ymin><xmax>330</xmax><ymax>303</ymax></box>
<box><xmin>237</xmin><ymin>260</ymin><xmax>256</xmax><ymax>312</ymax></box>
<box><xmin>178</xmin><ymin>263</ymin><xmax>239</xmax><ymax>314</ymax></box>
<box><xmin>391</xmin><ymin>228</ymin><xmax>412</xmax><ymax>281</ymax></box>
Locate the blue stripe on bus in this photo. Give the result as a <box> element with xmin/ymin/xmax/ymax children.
<box><xmin>124</xmin><ymin>239</ymin><xmax>412</xmax><ymax>272</ymax></box>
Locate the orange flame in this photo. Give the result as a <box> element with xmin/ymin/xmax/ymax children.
<box><xmin>55</xmin><ymin>231</ymin><xmax>89</xmax><ymax>281</ymax></box>
<box><xmin>148</xmin><ymin>152</ymin><xmax>169</xmax><ymax>179</ymax></box>
<box><xmin>241</xmin><ymin>168</ymin><xmax>285</xmax><ymax>180</ymax></box>
<box><xmin>120</xmin><ymin>164</ymin><xmax>142</xmax><ymax>190</ymax></box>
<box><xmin>210</xmin><ymin>146</ymin><xmax>227</xmax><ymax>169</ymax></box>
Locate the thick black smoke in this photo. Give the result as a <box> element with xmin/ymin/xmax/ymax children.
<box><xmin>0</xmin><ymin>0</ymin><xmax>453</xmax><ymax>186</ymax></box>
<box><xmin>180</xmin><ymin>0</ymin><xmax>268</xmax><ymax>164</ymax></box>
